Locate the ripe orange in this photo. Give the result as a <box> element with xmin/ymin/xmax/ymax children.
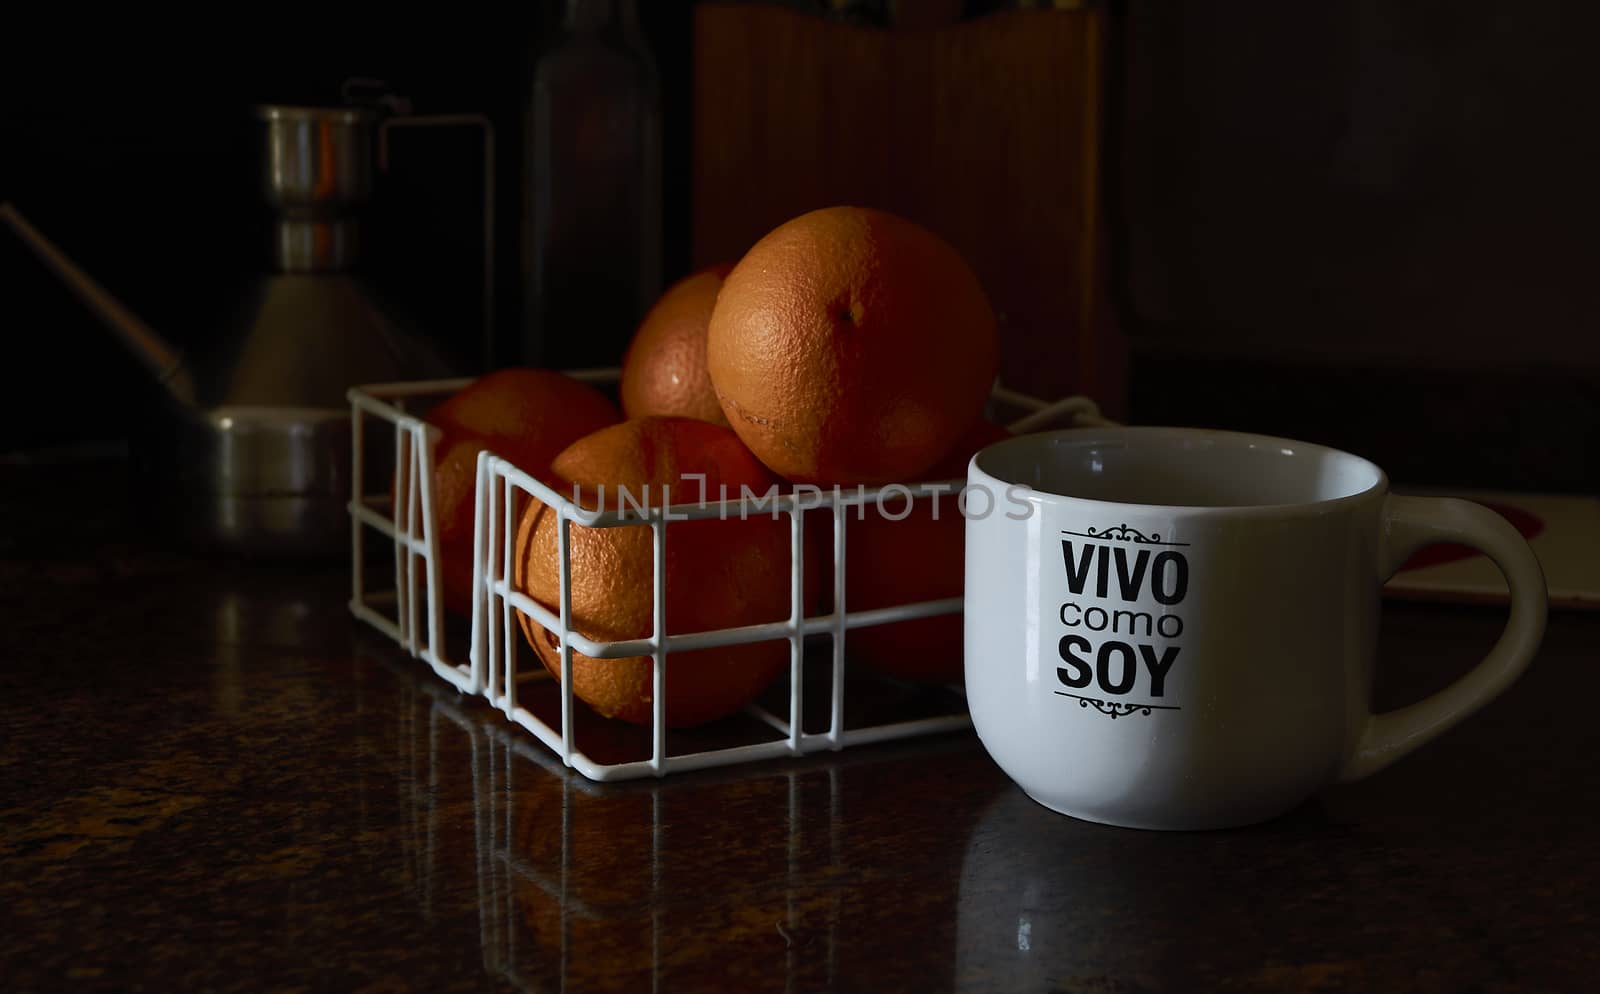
<box><xmin>513</xmin><ymin>417</ymin><xmax>793</xmax><ymax>727</ymax></box>
<box><xmin>840</xmin><ymin>420</ymin><xmax>1012</xmax><ymax>683</ymax></box>
<box><xmin>706</xmin><ymin>206</ymin><xmax>998</xmax><ymax>485</ymax></box>
<box><xmin>620</xmin><ymin>262</ymin><xmax>735</xmax><ymax>425</ymax></box>
<box><xmin>422</xmin><ymin>369</ymin><xmax>620</xmax><ymax>617</ymax></box>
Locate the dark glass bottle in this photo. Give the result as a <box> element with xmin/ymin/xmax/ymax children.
<box><xmin>523</xmin><ymin>0</ymin><xmax>662</xmax><ymax>370</ymax></box>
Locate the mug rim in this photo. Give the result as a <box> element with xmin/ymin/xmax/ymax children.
<box><xmin>969</xmin><ymin>425</ymin><xmax>1389</xmax><ymax>515</ymax></box>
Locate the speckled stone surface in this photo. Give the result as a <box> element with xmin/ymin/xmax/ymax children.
<box><xmin>3</xmin><ymin>461</ymin><xmax>1598</xmax><ymax>993</ymax></box>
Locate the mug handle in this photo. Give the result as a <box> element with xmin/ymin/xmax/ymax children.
<box><xmin>1338</xmin><ymin>495</ymin><xmax>1548</xmax><ymax>782</ymax></box>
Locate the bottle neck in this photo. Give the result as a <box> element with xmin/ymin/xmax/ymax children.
<box><xmin>565</xmin><ymin>0</ymin><xmax>644</xmax><ymax>37</ymax></box>
<box><xmin>566</xmin><ymin>0</ymin><xmax>617</xmax><ymax>34</ymax></box>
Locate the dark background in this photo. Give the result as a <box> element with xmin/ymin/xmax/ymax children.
<box><xmin>3</xmin><ymin>1</ymin><xmax>1596</xmax><ymax>491</ymax></box>
<box><xmin>0</xmin><ymin>3</ymin><xmax>695</xmax><ymax>454</ymax></box>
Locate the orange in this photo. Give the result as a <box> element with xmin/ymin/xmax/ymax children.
<box><xmin>620</xmin><ymin>262</ymin><xmax>735</xmax><ymax>425</ymax></box>
<box><xmin>513</xmin><ymin>417</ymin><xmax>793</xmax><ymax>727</ymax></box>
<box><xmin>422</xmin><ymin>369</ymin><xmax>620</xmax><ymax>617</ymax></box>
<box><xmin>706</xmin><ymin>206</ymin><xmax>998</xmax><ymax>486</ymax></box>
<box><xmin>839</xmin><ymin>420</ymin><xmax>1013</xmax><ymax>683</ymax></box>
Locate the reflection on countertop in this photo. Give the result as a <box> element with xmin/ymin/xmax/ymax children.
<box><xmin>406</xmin><ymin>677</ymin><xmax>987</xmax><ymax>993</ymax></box>
<box><xmin>4</xmin><ymin>458</ymin><xmax>1600</xmax><ymax>992</ymax></box>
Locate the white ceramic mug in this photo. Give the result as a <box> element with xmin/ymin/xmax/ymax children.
<box><xmin>964</xmin><ymin>427</ymin><xmax>1547</xmax><ymax>830</ymax></box>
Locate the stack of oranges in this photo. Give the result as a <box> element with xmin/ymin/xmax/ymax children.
<box><xmin>426</xmin><ymin>206</ymin><xmax>1002</xmax><ymax>727</ymax></box>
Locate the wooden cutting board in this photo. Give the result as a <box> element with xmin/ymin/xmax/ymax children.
<box><xmin>690</xmin><ymin>2</ymin><xmax>1125</xmax><ymax>417</ymax></box>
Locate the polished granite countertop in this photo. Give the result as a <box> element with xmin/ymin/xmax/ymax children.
<box><xmin>3</xmin><ymin>462</ymin><xmax>1599</xmax><ymax>993</ymax></box>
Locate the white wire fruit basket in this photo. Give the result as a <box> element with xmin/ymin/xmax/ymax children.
<box><xmin>348</xmin><ymin>369</ymin><xmax>1111</xmax><ymax>782</ymax></box>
